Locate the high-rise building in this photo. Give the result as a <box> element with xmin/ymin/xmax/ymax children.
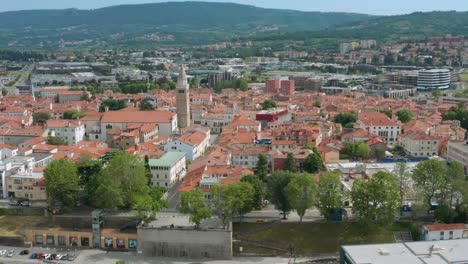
<box><xmin>417</xmin><ymin>69</ymin><xmax>451</xmax><ymax>90</ymax></box>
<box><xmin>280</xmin><ymin>80</ymin><xmax>295</xmax><ymax>96</ymax></box>
<box><xmin>265</xmin><ymin>79</ymin><xmax>280</xmax><ymax>93</ymax></box>
<box><xmin>176</xmin><ymin>65</ymin><xmax>190</xmax><ymax>129</ymax></box>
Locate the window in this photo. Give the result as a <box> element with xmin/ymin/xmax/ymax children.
<box><xmin>104</xmin><ymin>238</ymin><xmax>113</xmax><ymax>248</ymax></box>
<box><xmin>449</xmin><ymin>231</ymin><xmax>454</xmax><ymax>239</ymax></box>
<box><xmin>128</xmin><ymin>239</ymin><xmax>137</xmax><ymax>249</ymax></box>
<box><xmin>440</xmin><ymin>231</ymin><xmax>444</xmax><ymax>240</ymax></box>
<box><xmin>58</xmin><ymin>236</ymin><xmax>66</xmax><ymax>246</ymax></box>
<box><xmin>81</xmin><ymin>237</ymin><xmax>89</xmax><ymax>247</ymax></box>
<box><xmin>117</xmin><ymin>239</ymin><xmax>125</xmax><ymax>249</ymax></box>
<box><xmin>35</xmin><ymin>235</ymin><xmax>43</xmax><ymax>245</ymax></box>
<box><xmin>47</xmin><ymin>235</ymin><xmax>55</xmax><ymax>246</ymax></box>
<box><xmin>70</xmin><ymin>237</ymin><xmax>78</xmax><ymax>247</ymax></box>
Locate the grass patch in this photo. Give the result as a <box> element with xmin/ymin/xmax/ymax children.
<box><xmin>0</xmin><ymin>216</ymin><xmax>50</xmax><ymax>237</ymax></box>
<box><xmin>461</xmin><ymin>69</ymin><xmax>468</xmax><ymax>82</ymax></box>
<box><xmin>234</xmin><ymin>221</ymin><xmax>420</xmax><ymax>256</ymax></box>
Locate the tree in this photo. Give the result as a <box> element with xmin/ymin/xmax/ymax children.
<box><xmin>442</xmin><ymin>103</ymin><xmax>468</xmax><ymax>130</ymax></box>
<box><xmin>89</xmin><ymin>153</ymin><xmax>149</xmax><ymax>209</ymax></box>
<box><xmin>262</xmin><ymin>99</ymin><xmax>277</xmax><ymax>110</ymax></box>
<box><xmin>47</xmin><ymin>136</ymin><xmax>68</xmax><ymax>146</ymax></box>
<box><xmin>412</xmin><ymin>159</ymin><xmax>447</xmax><ymax>209</ymax></box>
<box><xmin>211</xmin><ymin>182</ymin><xmax>255</xmax><ymax>229</ymax></box>
<box><xmin>32</xmin><ymin>112</ymin><xmax>51</xmax><ymax>125</ymax></box>
<box><xmin>189</xmin><ymin>77</ymin><xmax>201</xmax><ymax>88</ymax></box>
<box><xmin>393</xmin><ymin>162</ymin><xmax>411</xmax><ymax>203</ymax></box>
<box><xmin>396</xmin><ymin>109</ymin><xmax>413</xmax><ymax>123</ymax></box>
<box><xmin>134</xmin><ymin>187</ymin><xmax>167</xmax><ymax>224</ymax></box>
<box><xmin>318</xmin><ymin>172</ymin><xmax>343</xmax><ymax>221</ymax></box>
<box><xmin>255</xmin><ymin>154</ymin><xmax>269</xmax><ymax>181</ymax></box>
<box><xmin>443</xmin><ymin>161</ymin><xmax>466</xmax><ymax>209</ymax></box>
<box><xmin>76</xmin><ymin>155</ymin><xmax>102</xmax><ymax>188</ymax></box>
<box><xmin>239</xmin><ymin>79</ymin><xmax>249</xmax><ymax>91</ymax></box>
<box><xmin>285</xmin><ymin>173</ymin><xmax>318</xmax><ymax>223</ymax></box>
<box><xmin>432</xmin><ymin>89</ymin><xmax>442</xmax><ymax>98</ymax></box>
<box><xmin>334</xmin><ymin>111</ymin><xmax>358</xmax><ymax>127</ymax></box>
<box><xmin>267</xmin><ymin>171</ymin><xmax>293</xmax><ymax>219</ymax></box>
<box><xmin>1</xmin><ymin>88</ymin><xmax>7</xmax><ymax>96</ymax></box>
<box><xmin>99</xmin><ymin>99</ymin><xmax>127</xmax><ymax>112</ymax></box>
<box><xmin>140</xmin><ymin>98</ymin><xmax>155</xmax><ymax>111</ymax></box>
<box><xmin>180</xmin><ymin>188</ymin><xmax>212</xmax><ymax>228</ymax></box>
<box><xmin>241</xmin><ymin>175</ymin><xmax>267</xmax><ymax>210</ymax></box>
<box><xmin>63</xmin><ymin>110</ymin><xmax>86</xmax><ymax>120</ymax></box>
<box><xmin>303</xmin><ymin>150</ymin><xmax>324</xmax><ymax>174</ymax></box>
<box><xmin>351</xmin><ymin>171</ymin><xmax>401</xmax><ymax>225</ymax></box>
<box><xmin>375</xmin><ymin>147</ymin><xmax>385</xmax><ymax>159</ymax></box>
<box><xmin>283</xmin><ymin>153</ymin><xmax>297</xmax><ymax>172</ymax></box>
<box><xmin>44</xmin><ymin>159</ymin><xmax>80</xmax><ymax>209</ymax></box>
<box><xmin>355</xmin><ymin>141</ymin><xmax>371</xmax><ymax>160</ymax></box>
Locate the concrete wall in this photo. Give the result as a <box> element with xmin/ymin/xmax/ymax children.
<box><xmin>138</xmin><ymin>227</ymin><xmax>232</xmax><ymax>259</ymax></box>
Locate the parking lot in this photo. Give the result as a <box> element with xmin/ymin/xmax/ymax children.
<box><xmin>0</xmin><ymin>246</ymin><xmax>319</xmax><ymax>264</ymax></box>
<box><xmin>0</xmin><ymin>246</ymin><xmax>79</xmax><ymax>263</ymax></box>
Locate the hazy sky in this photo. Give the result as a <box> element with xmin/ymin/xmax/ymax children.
<box><xmin>1</xmin><ymin>0</ymin><xmax>468</xmax><ymax>15</ymax></box>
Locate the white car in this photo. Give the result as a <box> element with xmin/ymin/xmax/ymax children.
<box><xmin>0</xmin><ymin>250</ymin><xmax>7</xmax><ymax>256</ymax></box>
<box><xmin>6</xmin><ymin>250</ymin><xmax>15</xmax><ymax>257</ymax></box>
<box><xmin>43</xmin><ymin>253</ymin><xmax>51</xmax><ymax>260</ymax></box>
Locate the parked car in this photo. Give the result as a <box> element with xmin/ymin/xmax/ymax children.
<box><xmin>8</xmin><ymin>200</ymin><xmax>18</xmax><ymax>206</ymax></box>
<box><xmin>37</xmin><ymin>253</ymin><xmax>44</xmax><ymax>259</ymax></box>
<box><xmin>43</xmin><ymin>253</ymin><xmax>51</xmax><ymax>260</ymax></box>
<box><xmin>51</xmin><ymin>253</ymin><xmax>57</xmax><ymax>260</ymax></box>
<box><xmin>30</xmin><ymin>253</ymin><xmax>37</xmax><ymax>259</ymax></box>
<box><xmin>20</xmin><ymin>201</ymin><xmax>29</xmax><ymax>207</ymax></box>
<box><xmin>0</xmin><ymin>249</ymin><xmax>7</xmax><ymax>256</ymax></box>
<box><xmin>19</xmin><ymin>249</ymin><xmax>29</xmax><ymax>255</ymax></box>
<box><xmin>7</xmin><ymin>250</ymin><xmax>15</xmax><ymax>257</ymax></box>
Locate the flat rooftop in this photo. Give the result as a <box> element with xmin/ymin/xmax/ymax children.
<box><xmin>142</xmin><ymin>213</ymin><xmax>225</xmax><ymax>230</ymax></box>
<box><xmin>342</xmin><ymin>239</ymin><xmax>468</xmax><ymax>264</ymax></box>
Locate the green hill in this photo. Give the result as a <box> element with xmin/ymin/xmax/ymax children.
<box><xmin>0</xmin><ymin>1</ymin><xmax>373</xmax><ymax>48</ymax></box>
<box><xmin>255</xmin><ymin>11</ymin><xmax>468</xmax><ymax>43</ymax></box>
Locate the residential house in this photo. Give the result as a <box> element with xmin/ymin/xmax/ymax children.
<box><xmin>420</xmin><ymin>224</ymin><xmax>468</xmax><ymax>241</ymax></box>
<box><xmin>148</xmin><ymin>152</ymin><xmax>187</xmax><ymax>188</ymax></box>
<box><xmin>164</xmin><ymin>132</ymin><xmax>210</xmax><ymax>161</ymax></box>
<box><xmin>47</xmin><ymin>119</ymin><xmax>85</xmax><ymax>145</ymax></box>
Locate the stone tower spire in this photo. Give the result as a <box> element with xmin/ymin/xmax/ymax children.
<box><xmin>176</xmin><ymin>65</ymin><xmax>190</xmax><ymax>128</ymax></box>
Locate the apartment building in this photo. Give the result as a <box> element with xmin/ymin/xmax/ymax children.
<box><xmin>447</xmin><ymin>141</ymin><xmax>468</xmax><ymax>173</ymax></box>
<box><xmin>148</xmin><ymin>152</ymin><xmax>186</xmax><ymax>188</ymax></box>
<box><xmin>47</xmin><ymin>119</ymin><xmax>85</xmax><ymax>145</ymax></box>
<box><xmin>400</xmin><ymin>133</ymin><xmax>440</xmax><ymax>157</ymax></box>
<box><xmin>355</xmin><ymin>112</ymin><xmax>401</xmax><ymax>146</ymax></box>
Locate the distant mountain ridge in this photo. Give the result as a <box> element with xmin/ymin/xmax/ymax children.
<box><xmin>0</xmin><ymin>1</ymin><xmax>374</xmax><ymax>48</ymax></box>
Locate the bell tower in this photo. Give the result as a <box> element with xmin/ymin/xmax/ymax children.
<box><xmin>176</xmin><ymin>65</ymin><xmax>190</xmax><ymax>128</ymax></box>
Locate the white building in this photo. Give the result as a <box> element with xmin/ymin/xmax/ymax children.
<box><xmin>46</xmin><ymin>119</ymin><xmax>85</xmax><ymax>145</ymax></box>
<box><xmin>0</xmin><ymin>144</ymin><xmax>18</xmax><ymax>160</ymax></box>
<box><xmin>417</xmin><ymin>68</ymin><xmax>451</xmax><ymax>90</ymax></box>
<box><xmin>148</xmin><ymin>152</ymin><xmax>186</xmax><ymax>188</ymax></box>
<box><xmin>400</xmin><ymin>133</ymin><xmax>440</xmax><ymax>157</ymax></box>
<box><xmin>164</xmin><ymin>131</ymin><xmax>210</xmax><ymax>161</ymax></box>
<box><xmin>447</xmin><ymin>141</ymin><xmax>468</xmax><ymax>173</ymax></box>
<box><xmin>0</xmin><ymin>156</ymin><xmax>35</xmax><ymax>199</ymax></box>
<box><xmin>421</xmin><ymin>224</ymin><xmax>468</xmax><ymax>241</ymax></box>
<box><xmin>355</xmin><ymin>112</ymin><xmax>401</xmax><ymax>146</ymax></box>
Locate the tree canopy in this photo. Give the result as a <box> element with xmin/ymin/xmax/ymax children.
<box><xmin>285</xmin><ymin>173</ymin><xmax>318</xmax><ymax>223</ymax></box>
<box><xmin>318</xmin><ymin>171</ymin><xmax>344</xmax><ymax>221</ymax></box>
<box><xmin>262</xmin><ymin>99</ymin><xmax>277</xmax><ymax>110</ymax></box>
<box><xmin>351</xmin><ymin>171</ymin><xmax>401</xmax><ymax>225</ymax></box>
<box><xmin>333</xmin><ymin>111</ymin><xmax>358</xmax><ymax>127</ymax></box>
<box><xmin>180</xmin><ymin>188</ymin><xmax>212</xmax><ymax>228</ymax></box>
<box><xmin>396</xmin><ymin>109</ymin><xmax>413</xmax><ymax>123</ymax></box>
<box><xmin>44</xmin><ymin>159</ymin><xmax>80</xmax><ymax>210</ymax></box>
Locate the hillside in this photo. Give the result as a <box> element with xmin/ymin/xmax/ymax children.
<box><xmin>0</xmin><ymin>1</ymin><xmax>372</xmax><ymax>49</ymax></box>
<box><xmin>254</xmin><ymin>11</ymin><xmax>468</xmax><ymax>43</ymax></box>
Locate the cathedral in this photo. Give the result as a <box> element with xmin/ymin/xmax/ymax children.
<box><xmin>176</xmin><ymin>65</ymin><xmax>191</xmax><ymax>129</ymax></box>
